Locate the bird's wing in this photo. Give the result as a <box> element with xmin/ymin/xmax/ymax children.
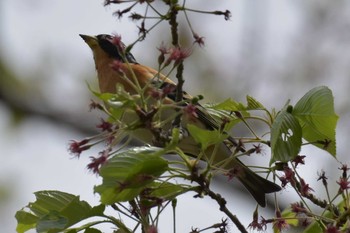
<box><xmin>128</xmin><ymin>64</ymin><xmax>243</xmax><ymax>151</ymax></box>
<box><xmin>148</xmin><ymin>73</ymin><xmax>243</xmax><ymax>151</ymax></box>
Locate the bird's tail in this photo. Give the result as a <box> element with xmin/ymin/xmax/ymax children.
<box><xmin>178</xmin><ymin>134</ymin><xmax>281</xmax><ymax>206</ymax></box>
<box><xmin>218</xmin><ymin>144</ymin><xmax>281</xmax><ymax>207</ymax></box>
<box><xmin>235</xmin><ymin>162</ymin><xmax>281</xmax><ymax>207</ymax></box>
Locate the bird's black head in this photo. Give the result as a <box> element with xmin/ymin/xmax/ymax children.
<box><xmin>96</xmin><ymin>34</ymin><xmax>138</xmax><ymax>64</ymax></box>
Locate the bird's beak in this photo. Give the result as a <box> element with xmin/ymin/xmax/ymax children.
<box><xmin>79</xmin><ymin>34</ymin><xmax>98</xmax><ymax>48</ymax></box>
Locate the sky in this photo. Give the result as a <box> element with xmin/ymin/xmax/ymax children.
<box><xmin>1</xmin><ymin>0</ymin><xmax>349</xmax><ymax>232</ymax></box>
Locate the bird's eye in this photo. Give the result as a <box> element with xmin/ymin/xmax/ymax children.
<box><xmin>97</xmin><ymin>34</ymin><xmax>113</xmax><ymax>42</ymax></box>
<box><xmin>104</xmin><ymin>35</ymin><xmax>113</xmax><ymax>40</ymax></box>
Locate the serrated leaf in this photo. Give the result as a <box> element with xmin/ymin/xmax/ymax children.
<box><xmin>95</xmin><ymin>146</ymin><xmax>169</xmax><ymax>204</ymax></box>
<box><xmin>293</xmin><ymin>86</ymin><xmax>338</xmax><ymax>157</ymax></box>
<box><xmin>270</xmin><ymin>109</ymin><xmax>302</xmax><ymax>163</ymax></box>
<box><xmin>281</xmin><ymin>208</ymin><xmax>299</xmax><ymax>227</ymax></box>
<box><xmin>88</xmin><ymin>204</ymin><xmax>105</xmax><ymax>217</ymax></box>
<box><xmin>87</xmin><ymin>83</ymin><xmax>116</xmax><ymax>102</ymax></box>
<box><xmin>16</xmin><ymin>191</ymin><xmax>102</xmax><ymax>233</ymax></box>
<box><xmin>211</xmin><ymin>98</ymin><xmax>246</xmax><ymax>111</ymax></box>
<box><xmin>99</xmin><ymin>147</ymin><xmax>168</xmax><ymax>185</ymax></box>
<box><xmin>36</xmin><ymin>210</ymin><xmax>67</xmax><ymax>233</ymax></box>
<box><xmin>108</xmin><ymin>106</ymin><xmax>127</xmax><ymax>121</ymax></box>
<box><xmin>135</xmin><ymin>182</ymin><xmax>187</xmax><ymax>210</ymax></box>
<box><xmin>84</xmin><ymin>228</ymin><xmax>102</xmax><ymax>233</ymax></box>
<box><xmin>31</xmin><ymin>191</ymin><xmax>92</xmax><ymax>228</ymax></box>
<box><xmin>60</xmin><ymin>199</ymin><xmax>93</xmax><ymax>227</ymax></box>
<box><xmin>187</xmin><ymin>124</ymin><xmax>228</xmax><ymax>150</ymax></box>
<box><xmin>88</xmin><ymin>83</ymin><xmax>137</xmax><ymax>119</ymax></box>
<box><xmin>15</xmin><ymin>210</ymin><xmax>38</xmax><ymax>225</ymax></box>
<box><xmin>94</xmin><ymin>179</ymin><xmax>144</xmax><ymax>204</ymax></box>
<box><xmin>66</xmin><ymin>229</ymin><xmax>78</xmax><ymax>233</ymax></box>
<box><xmin>302</xmin><ymin>221</ymin><xmax>323</xmax><ymax>233</ymax></box>
<box><xmin>302</xmin><ymin>198</ymin><xmax>345</xmax><ymax>233</ymax></box>
<box><xmin>114</xmin><ymin>229</ymin><xmax>132</xmax><ymax>233</ymax></box>
<box><xmin>147</xmin><ymin>182</ymin><xmax>189</xmax><ymax>201</ymax></box>
<box><xmin>204</xmin><ymin>105</ymin><xmax>243</xmax><ymax>131</ymax></box>
<box><xmin>206</xmin><ymin>99</ymin><xmax>250</xmax><ymax>131</ymax></box>
<box><xmin>246</xmin><ymin>95</ymin><xmax>265</xmax><ymax>110</ymax></box>
<box><xmin>15</xmin><ymin>210</ymin><xmax>38</xmax><ymax>233</ymax></box>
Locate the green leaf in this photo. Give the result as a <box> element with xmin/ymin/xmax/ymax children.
<box><xmin>94</xmin><ymin>180</ymin><xmax>143</xmax><ymax>204</ymax></box>
<box><xmin>302</xmin><ymin>198</ymin><xmax>345</xmax><ymax>233</ymax></box>
<box><xmin>114</xmin><ymin>229</ymin><xmax>132</xmax><ymax>233</ymax></box>
<box><xmin>167</xmin><ymin>127</ymin><xmax>181</xmax><ymax>149</ymax></box>
<box><xmin>246</xmin><ymin>95</ymin><xmax>265</xmax><ymax>110</ymax></box>
<box><xmin>32</xmin><ymin>191</ymin><xmax>92</xmax><ymax>227</ymax></box>
<box><xmin>95</xmin><ymin>146</ymin><xmax>169</xmax><ymax>204</ymax></box>
<box><xmin>15</xmin><ymin>210</ymin><xmax>38</xmax><ymax>233</ymax></box>
<box><xmin>270</xmin><ymin>108</ymin><xmax>302</xmax><ymax>163</ymax></box>
<box><xmin>187</xmin><ymin>124</ymin><xmax>228</xmax><ymax>150</ymax></box>
<box><xmin>36</xmin><ymin>211</ymin><xmax>67</xmax><ymax>232</ymax></box>
<box><xmin>84</xmin><ymin>228</ymin><xmax>102</xmax><ymax>233</ymax></box>
<box><xmin>293</xmin><ymin>86</ymin><xmax>338</xmax><ymax>157</ymax></box>
<box><xmin>204</xmin><ymin>106</ymin><xmax>242</xmax><ymax>132</ymax></box>
<box><xmin>88</xmin><ymin>83</ymin><xmax>138</xmax><ymax>120</ymax></box>
<box><xmin>302</xmin><ymin>221</ymin><xmax>323</xmax><ymax>233</ymax></box>
<box><xmin>66</xmin><ymin>229</ymin><xmax>78</xmax><ymax>233</ymax></box>
<box><xmin>147</xmin><ymin>182</ymin><xmax>189</xmax><ymax>201</ymax></box>
<box><xmin>134</xmin><ymin>182</ymin><xmax>188</xmax><ymax>210</ymax></box>
<box><xmin>87</xmin><ymin>82</ymin><xmax>114</xmax><ymax>102</ymax></box>
<box><xmin>88</xmin><ymin>204</ymin><xmax>105</xmax><ymax>217</ymax></box>
<box><xmin>88</xmin><ymin>83</ymin><xmax>132</xmax><ymax>102</ymax></box>
<box><xmin>211</xmin><ymin>98</ymin><xmax>246</xmax><ymax>111</ymax></box>
<box><xmin>16</xmin><ymin>191</ymin><xmax>105</xmax><ymax>233</ymax></box>
<box><xmin>281</xmin><ymin>208</ymin><xmax>299</xmax><ymax>227</ymax></box>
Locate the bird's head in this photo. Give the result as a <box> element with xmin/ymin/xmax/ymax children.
<box><xmin>79</xmin><ymin>34</ymin><xmax>137</xmax><ymax>64</ymax></box>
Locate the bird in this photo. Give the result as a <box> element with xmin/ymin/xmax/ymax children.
<box><xmin>80</xmin><ymin>34</ymin><xmax>281</xmax><ymax>207</ymax></box>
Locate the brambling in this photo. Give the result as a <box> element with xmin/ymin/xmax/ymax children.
<box><xmin>80</xmin><ymin>34</ymin><xmax>280</xmax><ymax>207</ymax></box>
